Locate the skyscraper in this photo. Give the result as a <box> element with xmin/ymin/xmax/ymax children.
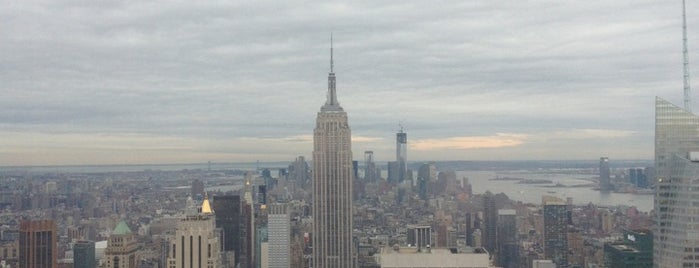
<box><xmin>599</xmin><ymin>157</ymin><xmax>612</xmax><ymax>192</ymax></box>
<box><xmin>482</xmin><ymin>191</ymin><xmax>497</xmax><ymax>254</ymax></box>
<box><xmin>268</xmin><ymin>203</ymin><xmax>290</xmax><ymax>268</ymax></box>
<box><xmin>19</xmin><ymin>220</ymin><xmax>57</xmax><ymax>268</ymax></box>
<box><xmin>654</xmin><ymin>97</ymin><xmax>699</xmax><ymax>267</ymax></box>
<box><xmin>543</xmin><ymin>199</ymin><xmax>568</xmax><ymax>268</ymax></box>
<box><xmin>211</xmin><ymin>194</ymin><xmax>241</xmax><ymax>267</ymax></box>
<box><xmin>312</xmin><ymin>39</ymin><xmax>356</xmax><ymax>268</ymax></box>
<box><xmin>496</xmin><ymin>209</ymin><xmax>518</xmax><ymax>268</ymax></box>
<box><xmin>396</xmin><ymin>126</ymin><xmax>407</xmax><ymax>183</ymax></box>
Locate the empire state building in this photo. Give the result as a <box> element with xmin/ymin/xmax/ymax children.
<box><xmin>312</xmin><ymin>40</ymin><xmax>356</xmax><ymax>268</ymax></box>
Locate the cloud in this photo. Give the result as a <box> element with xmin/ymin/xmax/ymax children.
<box><xmin>0</xmin><ymin>0</ymin><xmax>688</xmax><ymax>164</ymax></box>
<box><xmin>411</xmin><ymin>133</ymin><xmax>527</xmax><ymax>151</ymax></box>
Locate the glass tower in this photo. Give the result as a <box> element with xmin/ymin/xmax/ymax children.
<box><xmin>654</xmin><ymin>97</ymin><xmax>699</xmax><ymax>267</ymax></box>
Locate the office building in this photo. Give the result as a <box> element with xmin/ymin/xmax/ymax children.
<box><xmin>482</xmin><ymin>192</ymin><xmax>497</xmax><ymax>254</ymax></box>
<box><xmin>312</xmin><ymin>41</ymin><xmax>356</xmax><ymax>268</ymax></box>
<box><xmin>599</xmin><ymin>157</ymin><xmax>611</xmax><ymax>192</ymax></box>
<box><xmin>73</xmin><ymin>240</ymin><xmax>95</xmax><ymax>268</ymax></box>
<box><xmin>268</xmin><ymin>204</ymin><xmax>290</xmax><ymax>268</ymax></box>
<box><xmin>19</xmin><ymin>219</ymin><xmax>57</xmax><ymax>268</ymax></box>
<box><xmin>543</xmin><ymin>199</ymin><xmax>568</xmax><ymax>268</ymax></box>
<box><xmin>654</xmin><ymin>97</ymin><xmax>699</xmax><ymax>267</ymax></box>
<box><xmin>103</xmin><ymin>220</ymin><xmax>139</xmax><ymax>268</ymax></box>
<box><xmin>604</xmin><ymin>229</ymin><xmax>652</xmax><ymax>268</ymax></box>
<box><xmin>166</xmin><ymin>196</ymin><xmax>221</xmax><ymax>268</ymax></box>
<box><xmin>497</xmin><ymin>209</ymin><xmax>518</xmax><ymax>268</ymax></box>
<box><xmin>211</xmin><ymin>195</ymin><xmax>241</xmax><ymax>267</ymax></box>
<box><xmin>396</xmin><ymin>127</ymin><xmax>407</xmax><ymax>183</ymax></box>
<box><xmin>364</xmin><ymin>151</ymin><xmax>378</xmax><ymax>183</ymax></box>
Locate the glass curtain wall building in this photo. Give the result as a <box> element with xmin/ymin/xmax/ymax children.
<box><xmin>654</xmin><ymin>97</ymin><xmax>699</xmax><ymax>267</ymax></box>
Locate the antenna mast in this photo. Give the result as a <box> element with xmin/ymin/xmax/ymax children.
<box><xmin>684</xmin><ymin>0</ymin><xmax>692</xmax><ymax>111</ymax></box>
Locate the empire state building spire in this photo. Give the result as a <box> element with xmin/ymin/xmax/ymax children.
<box><xmin>323</xmin><ymin>35</ymin><xmax>341</xmax><ymax>111</ymax></box>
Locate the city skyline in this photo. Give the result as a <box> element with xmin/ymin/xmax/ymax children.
<box><xmin>2</xmin><ymin>1</ymin><xmax>698</xmax><ymax>165</ymax></box>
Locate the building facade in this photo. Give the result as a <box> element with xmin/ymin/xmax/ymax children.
<box><xmin>599</xmin><ymin>157</ymin><xmax>611</xmax><ymax>191</ymax></box>
<box><xmin>268</xmin><ymin>203</ymin><xmax>290</xmax><ymax>268</ymax></box>
<box><xmin>496</xmin><ymin>209</ymin><xmax>518</xmax><ymax>268</ymax></box>
<box><xmin>482</xmin><ymin>192</ymin><xmax>497</xmax><ymax>254</ymax></box>
<box><xmin>654</xmin><ymin>97</ymin><xmax>699</xmax><ymax>267</ymax></box>
<box><xmin>543</xmin><ymin>200</ymin><xmax>568</xmax><ymax>268</ymax></box>
<box><xmin>167</xmin><ymin>196</ymin><xmax>221</xmax><ymax>268</ymax></box>
<box><xmin>73</xmin><ymin>240</ymin><xmax>96</xmax><ymax>268</ymax></box>
<box><xmin>103</xmin><ymin>220</ymin><xmax>139</xmax><ymax>268</ymax></box>
<box><xmin>312</xmin><ymin>44</ymin><xmax>356</xmax><ymax>268</ymax></box>
<box><xmin>19</xmin><ymin>219</ymin><xmax>57</xmax><ymax>268</ymax></box>
<box><xmin>396</xmin><ymin>128</ymin><xmax>407</xmax><ymax>184</ymax></box>
<box><xmin>211</xmin><ymin>194</ymin><xmax>241</xmax><ymax>267</ymax></box>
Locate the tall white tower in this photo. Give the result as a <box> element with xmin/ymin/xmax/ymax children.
<box><xmin>312</xmin><ymin>37</ymin><xmax>356</xmax><ymax>268</ymax></box>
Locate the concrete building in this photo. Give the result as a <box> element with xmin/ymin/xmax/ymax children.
<box><xmin>654</xmin><ymin>97</ymin><xmax>699</xmax><ymax>267</ymax></box>
<box><xmin>19</xmin><ymin>219</ymin><xmax>57</xmax><ymax>268</ymax></box>
<box><xmin>103</xmin><ymin>220</ymin><xmax>138</xmax><ymax>268</ymax></box>
<box><xmin>268</xmin><ymin>204</ymin><xmax>290</xmax><ymax>268</ymax></box>
<box><xmin>378</xmin><ymin>247</ymin><xmax>490</xmax><ymax>268</ymax></box>
<box><xmin>166</xmin><ymin>196</ymin><xmax>221</xmax><ymax>268</ymax></box>
<box><xmin>312</xmin><ymin>41</ymin><xmax>356</xmax><ymax>268</ymax></box>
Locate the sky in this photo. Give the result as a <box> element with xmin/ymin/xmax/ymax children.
<box><xmin>0</xmin><ymin>0</ymin><xmax>697</xmax><ymax>165</ymax></box>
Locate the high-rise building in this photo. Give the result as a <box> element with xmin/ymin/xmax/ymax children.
<box><xmin>599</xmin><ymin>157</ymin><xmax>611</xmax><ymax>192</ymax></box>
<box><xmin>211</xmin><ymin>195</ymin><xmax>241</xmax><ymax>268</ymax></box>
<box><xmin>268</xmin><ymin>203</ymin><xmax>290</xmax><ymax>268</ymax></box>
<box><xmin>363</xmin><ymin>151</ymin><xmax>378</xmax><ymax>182</ymax></box>
<box><xmin>73</xmin><ymin>240</ymin><xmax>95</xmax><ymax>268</ymax></box>
<box><xmin>312</xmin><ymin>40</ymin><xmax>356</xmax><ymax>268</ymax></box>
<box><xmin>103</xmin><ymin>220</ymin><xmax>139</xmax><ymax>268</ymax></box>
<box><xmin>496</xmin><ymin>209</ymin><xmax>518</xmax><ymax>268</ymax></box>
<box><xmin>654</xmin><ymin>97</ymin><xmax>699</xmax><ymax>267</ymax></box>
<box><xmin>543</xmin><ymin>199</ymin><xmax>568</xmax><ymax>268</ymax></box>
<box><xmin>166</xmin><ymin>196</ymin><xmax>221</xmax><ymax>268</ymax></box>
<box><xmin>396</xmin><ymin>127</ymin><xmax>407</xmax><ymax>183</ymax></box>
<box><xmin>19</xmin><ymin>219</ymin><xmax>57</xmax><ymax>268</ymax></box>
<box><xmin>482</xmin><ymin>192</ymin><xmax>497</xmax><ymax>254</ymax></box>
<box><xmin>288</xmin><ymin>156</ymin><xmax>310</xmax><ymax>189</ymax></box>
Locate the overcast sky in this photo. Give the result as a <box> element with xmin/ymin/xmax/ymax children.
<box><xmin>0</xmin><ymin>0</ymin><xmax>696</xmax><ymax>165</ymax></box>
